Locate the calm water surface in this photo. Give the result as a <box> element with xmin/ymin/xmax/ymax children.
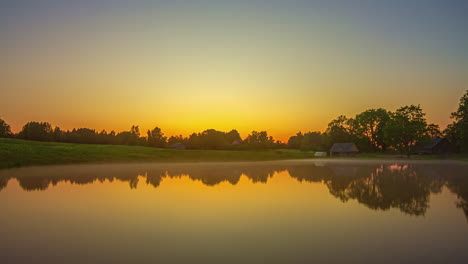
<box><xmin>0</xmin><ymin>160</ymin><xmax>467</xmax><ymax>263</ymax></box>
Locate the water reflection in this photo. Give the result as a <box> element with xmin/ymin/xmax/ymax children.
<box><xmin>0</xmin><ymin>161</ymin><xmax>467</xmax><ymax>218</ymax></box>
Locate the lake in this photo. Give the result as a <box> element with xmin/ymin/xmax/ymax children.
<box><xmin>0</xmin><ymin>160</ymin><xmax>467</xmax><ymax>263</ymax></box>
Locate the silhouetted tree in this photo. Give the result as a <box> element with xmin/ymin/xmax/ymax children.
<box><xmin>18</xmin><ymin>121</ymin><xmax>53</xmax><ymax>141</ymax></box>
<box><xmin>445</xmin><ymin>90</ymin><xmax>468</xmax><ymax>153</ymax></box>
<box><xmin>199</xmin><ymin>129</ymin><xmax>228</xmax><ymax>149</ymax></box>
<box><xmin>185</xmin><ymin>129</ymin><xmax>242</xmax><ymax>149</ymax></box>
<box><xmin>288</xmin><ymin>132</ymin><xmax>303</xmax><ymax>149</ymax></box>
<box><xmin>147</xmin><ymin>126</ymin><xmax>167</xmax><ymax>148</ymax></box>
<box><xmin>131</xmin><ymin>125</ymin><xmax>140</xmax><ymax>137</ymax></box>
<box><xmin>96</xmin><ymin>130</ymin><xmax>117</xmax><ymax>144</ymax></box>
<box><xmin>73</xmin><ymin>128</ymin><xmax>98</xmax><ymax>144</ymax></box>
<box><xmin>168</xmin><ymin>135</ymin><xmax>187</xmax><ymax>146</ymax></box>
<box><xmin>0</xmin><ymin>118</ymin><xmax>13</xmax><ymax>138</ymax></box>
<box><xmin>244</xmin><ymin>131</ymin><xmax>274</xmax><ymax>149</ymax></box>
<box><xmin>117</xmin><ymin>125</ymin><xmax>144</xmax><ymax>145</ymax></box>
<box><xmin>352</xmin><ymin>108</ymin><xmax>390</xmax><ymax>152</ymax></box>
<box><xmin>426</xmin><ymin>123</ymin><xmax>442</xmax><ymax>138</ymax></box>
<box><xmin>52</xmin><ymin>127</ymin><xmax>64</xmax><ymax>142</ymax></box>
<box><xmin>225</xmin><ymin>129</ymin><xmax>241</xmax><ymax>144</ymax></box>
<box><xmin>326</xmin><ymin>115</ymin><xmax>353</xmax><ymax>144</ymax></box>
<box><xmin>300</xmin><ymin>131</ymin><xmax>326</xmax><ymax>151</ymax></box>
<box><xmin>187</xmin><ymin>133</ymin><xmax>202</xmax><ymax>149</ymax></box>
<box><xmin>384</xmin><ymin>105</ymin><xmax>429</xmax><ymax>157</ymax></box>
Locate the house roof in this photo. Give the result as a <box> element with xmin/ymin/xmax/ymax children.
<box><xmin>423</xmin><ymin>137</ymin><xmax>447</xmax><ymax>150</ymax></box>
<box><xmin>330</xmin><ymin>143</ymin><xmax>359</xmax><ymax>153</ymax></box>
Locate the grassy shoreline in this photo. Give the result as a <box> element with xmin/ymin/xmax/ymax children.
<box><xmin>0</xmin><ymin>138</ymin><xmax>318</xmax><ymax>169</ymax></box>
<box><xmin>1</xmin><ymin>138</ymin><xmax>466</xmax><ymax>169</ymax></box>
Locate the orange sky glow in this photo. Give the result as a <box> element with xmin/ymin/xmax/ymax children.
<box><xmin>1</xmin><ymin>1</ymin><xmax>466</xmax><ymax>141</ymax></box>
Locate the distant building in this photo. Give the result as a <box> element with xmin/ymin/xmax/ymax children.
<box><xmin>169</xmin><ymin>143</ymin><xmax>186</xmax><ymax>150</ymax></box>
<box><xmin>329</xmin><ymin>143</ymin><xmax>359</xmax><ymax>157</ymax></box>
<box><xmin>419</xmin><ymin>137</ymin><xmax>453</xmax><ymax>154</ymax></box>
<box><xmin>232</xmin><ymin>139</ymin><xmax>242</xmax><ymax>145</ymax></box>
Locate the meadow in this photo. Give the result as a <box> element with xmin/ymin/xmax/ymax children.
<box><xmin>0</xmin><ymin>138</ymin><xmax>317</xmax><ymax>169</ymax></box>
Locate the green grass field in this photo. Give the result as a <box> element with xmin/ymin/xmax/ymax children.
<box><xmin>0</xmin><ymin>138</ymin><xmax>317</xmax><ymax>169</ymax></box>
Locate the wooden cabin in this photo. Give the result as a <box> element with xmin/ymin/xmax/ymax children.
<box><xmin>419</xmin><ymin>138</ymin><xmax>453</xmax><ymax>154</ymax></box>
<box><xmin>329</xmin><ymin>143</ymin><xmax>359</xmax><ymax>157</ymax></box>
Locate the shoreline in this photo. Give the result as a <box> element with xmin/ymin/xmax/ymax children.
<box><xmin>1</xmin><ymin>138</ymin><xmax>466</xmax><ymax>170</ymax></box>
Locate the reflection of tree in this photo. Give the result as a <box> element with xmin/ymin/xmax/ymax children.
<box><xmin>0</xmin><ymin>164</ymin><xmax>283</xmax><ymax>192</ymax></box>
<box><xmin>288</xmin><ymin>163</ymin><xmax>449</xmax><ymax>216</ymax></box>
<box><xmin>325</xmin><ymin>166</ymin><xmax>363</xmax><ymax>202</ymax></box>
<box><xmin>18</xmin><ymin>177</ymin><xmax>51</xmax><ymax>191</ymax></box>
<box><xmin>165</xmin><ymin>165</ymin><xmax>244</xmax><ymax>186</ymax></box>
<box><xmin>287</xmin><ymin>165</ymin><xmax>333</xmax><ymax>183</ymax></box>
<box><xmin>458</xmin><ymin>200</ymin><xmax>468</xmax><ymax>222</ymax></box>
<box><xmin>340</xmin><ymin>165</ymin><xmax>433</xmax><ymax>215</ymax></box>
<box><xmin>145</xmin><ymin>170</ymin><xmax>166</xmax><ymax>188</ymax></box>
<box><xmin>0</xmin><ymin>175</ymin><xmax>10</xmax><ymax>191</ymax></box>
<box><xmin>444</xmin><ymin>165</ymin><xmax>468</xmax><ymax>222</ymax></box>
<box><xmin>129</xmin><ymin>177</ymin><xmax>139</xmax><ymax>189</ymax></box>
<box><xmin>240</xmin><ymin>166</ymin><xmax>277</xmax><ymax>183</ymax></box>
<box><xmin>1</xmin><ymin>162</ymin><xmax>467</xmax><ymax>220</ymax></box>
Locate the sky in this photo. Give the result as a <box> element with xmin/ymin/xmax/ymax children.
<box><xmin>1</xmin><ymin>0</ymin><xmax>467</xmax><ymax>141</ymax></box>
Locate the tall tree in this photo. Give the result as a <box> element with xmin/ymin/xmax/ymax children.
<box><xmin>383</xmin><ymin>105</ymin><xmax>428</xmax><ymax>157</ymax></box>
<box><xmin>288</xmin><ymin>132</ymin><xmax>304</xmax><ymax>149</ymax></box>
<box><xmin>117</xmin><ymin>125</ymin><xmax>142</xmax><ymax>145</ymax></box>
<box><xmin>147</xmin><ymin>126</ymin><xmax>167</xmax><ymax>148</ymax></box>
<box><xmin>52</xmin><ymin>127</ymin><xmax>64</xmax><ymax>142</ymax></box>
<box><xmin>130</xmin><ymin>125</ymin><xmax>140</xmax><ymax>137</ymax></box>
<box><xmin>244</xmin><ymin>131</ymin><xmax>274</xmax><ymax>149</ymax></box>
<box><xmin>18</xmin><ymin>121</ymin><xmax>53</xmax><ymax>141</ymax></box>
<box><xmin>326</xmin><ymin>115</ymin><xmax>353</xmax><ymax>144</ymax></box>
<box><xmin>426</xmin><ymin>123</ymin><xmax>442</xmax><ymax>138</ymax></box>
<box><xmin>225</xmin><ymin>129</ymin><xmax>242</xmax><ymax>144</ymax></box>
<box><xmin>445</xmin><ymin>90</ymin><xmax>468</xmax><ymax>152</ymax></box>
<box><xmin>300</xmin><ymin>132</ymin><xmax>325</xmax><ymax>151</ymax></box>
<box><xmin>0</xmin><ymin>118</ymin><xmax>13</xmax><ymax>138</ymax></box>
<box><xmin>353</xmin><ymin>108</ymin><xmax>390</xmax><ymax>152</ymax></box>
<box><xmin>168</xmin><ymin>135</ymin><xmax>187</xmax><ymax>146</ymax></box>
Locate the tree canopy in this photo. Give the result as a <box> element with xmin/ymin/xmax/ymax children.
<box><xmin>445</xmin><ymin>90</ymin><xmax>468</xmax><ymax>152</ymax></box>
<box><xmin>383</xmin><ymin>105</ymin><xmax>429</xmax><ymax>157</ymax></box>
<box><xmin>0</xmin><ymin>118</ymin><xmax>13</xmax><ymax>138</ymax></box>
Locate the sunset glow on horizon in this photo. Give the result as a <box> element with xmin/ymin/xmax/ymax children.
<box><xmin>1</xmin><ymin>0</ymin><xmax>467</xmax><ymax>141</ymax></box>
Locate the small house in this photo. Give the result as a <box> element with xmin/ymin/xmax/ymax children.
<box><xmin>419</xmin><ymin>138</ymin><xmax>452</xmax><ymax>154</ymax></box>
<box><xmin>329</xmin><ymin>143</ymin><xmax>359</xmax><ymax>157</ymax></box>
<box><xmin>169</xmin><ymin>142</ymin><xmax>186</xmax><ymax>150</ymax></box>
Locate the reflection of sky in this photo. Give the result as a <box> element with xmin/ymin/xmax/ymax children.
<box><xmin>1</xmin><ymin>1</ymin><xmax>467</xmax><ymax>140</ymax></box>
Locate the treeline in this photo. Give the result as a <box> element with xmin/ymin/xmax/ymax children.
<box><xmin>288</xmin><ymin>106</ymin><xmax>434</xmax><ymax>154</ymax></box>
<box><xmin>0</xmin><ymin>90</ymin><xmax>466</xmax><ymax>153</ymax></box>
<box><xmin>0</xmin><ymin>120</ymin><xmax>285</xmax><ymax>150</ymax></box>
<box><xmin>287</xmin><ymin>90</ymin><xmax>468</xmax><ymax>155</ymax></box>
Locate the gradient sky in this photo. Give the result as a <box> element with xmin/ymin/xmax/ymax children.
<box><xmin>1</xmin><ymin>0</ymin><xmax>467</xmax><ymax>141</ymax></box>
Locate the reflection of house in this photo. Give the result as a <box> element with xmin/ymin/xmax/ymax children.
<box><xmin>419</xmin><ymin>138</ymin><xmax>452</xmax><ymax>154</ymax></box>
<box><xmin>169</xmin><ymin>143</ymin><xmax>186</xmax><ymax>149</ymax></box>
<box><xmin>329</xmin><ymin>143</ymin><xmax>359</xmax><ymax>157</ymax></box>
